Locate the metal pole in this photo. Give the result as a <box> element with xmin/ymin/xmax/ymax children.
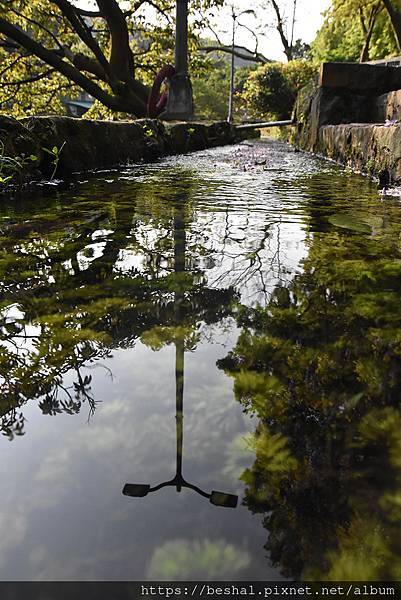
<box><xmin>175</xmin><ymin>339</ymin><xmax>184</xmax><ymax>491</ymax></box>
<box><xmin>176</xmin><ymin>0</ymin><xmax>189</xmax><ymax>76</ymax></box>
<box><xmin>228</xmin><ymin>8</ymin><xmax>235</xmax><ymax>123</ymax></box>
<box><xmin>290</xmin><ymin>0</ymin><xmax>297</xmax><ymax>55</ymax></box>
<box><xmin>173</xmin><ymin>201</ymin><xmax>186</xmax><ymax>491</ymax></box>
<box><xmin>163</xmin><ymin>0</ymin><xmax>193</xmax><ymax>120</ymax></box>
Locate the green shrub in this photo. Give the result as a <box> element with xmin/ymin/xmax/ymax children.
<box><xmin>241</xmin><ymin>60</ymin><xmax>318</xmax><ymax>121</ymax></box>
<box><xmin>192</xmin><ymin>61</ymin><xmax>256</xmax><ymax>121</ymax></box>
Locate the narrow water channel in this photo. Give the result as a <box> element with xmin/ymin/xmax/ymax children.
<box><xmin>0</xmin><ymin>139</ymin><xmax>400</xmax><ymax>580</ymax></box>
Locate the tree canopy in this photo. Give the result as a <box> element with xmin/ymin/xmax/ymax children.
<box><xmin>3</xmin><ymin>0</ymin><xmax>401</xmax><ymax>120</ymax></box>
<box><xmin>0</xmin><ymin>0</ymin><xmax>222</xmax><ymax>118</ymax></box>
<box><xmin>219</xmin><ymin>169</ymin><xmax>401</xmax><ymax>579</ymax></box>
<box><xmin>241</xmin><ymin>60</ymin><xmax>317</xmax><ymax>120</ymax></box>
<box><xmin>312</xmin><ymin>0</ymin><xmax>400</xmax><ymax>63</ymax></box>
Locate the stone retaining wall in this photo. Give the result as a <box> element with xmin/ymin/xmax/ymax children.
<box><xmin>0</xmin><ymin>115</ymin><xmax>257</xmax><ymax>184</ymax></box>
<box><xmin>318</xmin><ymin>123</ymin><xmax>401</xmax><ymax>182</ymax></box>
<box><xmin>293</xmin><ymin>63</ymin><xmax>401</xmax><ymax>184</ymax></box>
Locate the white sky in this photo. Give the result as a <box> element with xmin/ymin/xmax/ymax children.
<box><xmin>218</xmin><ymin>0</ymin><xmax>332</xmax><ymax>61</ymax></box>
<box><xmin>78</xmin><ymin>0</ymin><xmax>332</xmax><ymax>62</ymax></box>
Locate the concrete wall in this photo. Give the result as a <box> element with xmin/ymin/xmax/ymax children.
<box><xmin>0</xmin><ymin>115</ymin><xmax>258</xmax><ymax>185</ymax></box>
<box><xmin>293</xmin><ymin>62</ymin><xmax>401</xmax><ymax>184</ymax></box>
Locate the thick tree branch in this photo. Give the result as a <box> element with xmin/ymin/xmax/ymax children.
<box><xmin>71</xmin><ymin>53</ymin><xmax>109</xmax><ymax>80</ymax></box>
<box><xmin>75</xmin><ymin>0</ymin><xmax>147</xmax><ymax>18</ymax></box>
<box><xmin>95</xmin><ymin>0</ymin><xmax>149</xmax><ymax>98</ymax></box>
<box><xmin>359</xmin><ymin>3</ymin><xmax>382</xmax><ymax>62</ymax></box>
<box><xmin>50</xmin><ymin>0</ymin><xmax>111</xmax><ymax>79</ymax></box>
<box><xmin>381</xmin><ymin>0</ymin><xmax>401</xmax><ymax>50</ymax></box>
<box><xmin>95</xmin><ymin>0</ymin><xmax>134</xmax><ymax>78</ymax></box>
<box><xmin>359</xmin><ymin>7</ymin><xmax>368</xmax><ymax>35</ymax></box>
<box><xmin>0</xmin><ymin>17</ymin><xmax>146</xmax><ymax>114</ymax></box>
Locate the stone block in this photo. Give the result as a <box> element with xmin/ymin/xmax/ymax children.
<box><xmin>320</xmin><ymin>62</ymin><xmax>401</xmax><ymax>94</ymax></box>
<box><xmin>165</xmin><ymin>122</ymin><xmax>208</xmax><ymax>154</ymax></box>
<box><xmin>317</xmin><ymin>122</ymin><xmax>401</xmax><ymax>183</ymax></box>
<box><xmin>374</xmin><ymin>90</ymin><xmax>401</xmax><ymax>122</ymax></box>
<box><xmin>20</xmin><ymin>116</ymin><xmax>168</xmax><ymax>175</ymax></box>
<box><xmin>293</xmin><ymin>83</ymin><xmax>374</xmax><ymax>152</ymax></box>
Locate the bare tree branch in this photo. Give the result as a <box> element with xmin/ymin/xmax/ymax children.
<box><xmin>50</xmin><ymin>0</ymin><xmax>111</xmax><ymax>80</ymax></box>
<box><xmin>201</xmin><ymin>44</ymin><xmax>269</xmax><ymax>64</ymax></box>
<box><xmin>269</xmin><ymin>0</ymin><xmax>293</xmax><ymax>61</ymax></box>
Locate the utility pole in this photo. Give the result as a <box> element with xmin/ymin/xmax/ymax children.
<box><xmin>228</xmin><ymin>6</ymin><xmax>236</xmax><ymax>123</ymax></box>
<box><xmin>163</xmin><ymin>0</ymin><xmax>194</xmax><ymax>120</ymax></box>
<box><xmin>290</xmin><ymin>0</ymin><xmax>297</xmax><ymax>54</ymax></box>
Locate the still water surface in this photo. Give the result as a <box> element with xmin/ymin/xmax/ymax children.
<box><xmin>0</xmin><ymin>140</ymin><xmax>400</xmax><ymax>580</ymax></box>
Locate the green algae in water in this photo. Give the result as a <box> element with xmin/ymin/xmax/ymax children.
<box><xmin>328</xmin><ymin>213</ymin><xmax>372</xmax><ymax>233</ymax></box>
<box><xmin>0</xmin><ymin>142</ymin><xmax>400</xmax><ymax>580</ymax></box>
<box><xmin>219</xmin><ymin>180</ymin><xmax>401</xmax><ymax>579</ymax></box>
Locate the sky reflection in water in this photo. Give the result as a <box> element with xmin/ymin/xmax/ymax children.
<box><xmin>0</xmin><ymin>140</ymin><xmax>397</xmax><ymax>580</ymax></box>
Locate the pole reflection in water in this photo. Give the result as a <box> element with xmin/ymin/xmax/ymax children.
<box><xmin>123</xmin><ymin>195</ymin><xmax>238</xmax><ymax>509</ymax></box>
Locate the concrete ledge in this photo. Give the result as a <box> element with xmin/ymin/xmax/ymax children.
<box><xmin>293</xmin><ymin>63</ymin><xmax>401</xmax><ymax>183</ymax></box>
<box><xmin>320</xmin><ymin>62</ymin><xmax>401</xmax><ymax>94</ymax></box>
<box><xmin>0</xmin><ymin>115</ymin><xmax>259</xmax><ymax>182</ymax></box>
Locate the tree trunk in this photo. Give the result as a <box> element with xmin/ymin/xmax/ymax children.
<box><xmin>381</xmin><ymin>0</ymin><xmax>401</xmax><ymax>51</ymax></box>
<box><xmin>0</xmin><ymin>14</ymin><xmax>149</xmax><ymax>117</ymax></box>
<box><xmin>270</xmin><ymin>0</ymin><xmax>293</xmax><ymax>61</ymax></box>
<box><xmin>359</xmin><ymin>5</ymin><xmax>382</xmax><ymax>62</ymax></box>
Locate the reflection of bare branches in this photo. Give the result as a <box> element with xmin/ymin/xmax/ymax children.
<box><xmin>85</xmin><ymin>361</ymin><xmax>114</xmax><ymax>381</ymax></box>
<box><xmin>0</xmin><ymin>154</ymin><xmax>306</xmax><ymax>440</ymax></box>
<box><xmin>209</xmin><ymin>214</ymin><xmax>288</xmax><ymax>305</ymax></box>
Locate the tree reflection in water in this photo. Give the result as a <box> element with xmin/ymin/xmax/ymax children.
<box><xmin>0</xmin><ymin>172</ymin><xmax>236</xmax><ymax>439</ymax></box>
<box><xmin>219</xmin><ymin>172</ymin><xmax>401</xmax><ymax>580</ymax></box>
<box><xmin>4</xmin><ymin>152</ymin><xmax>398</xmax><ymax>580</ymax></box>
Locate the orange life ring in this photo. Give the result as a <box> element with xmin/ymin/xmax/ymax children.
<box><xmin>148</xmin><ymin>64</ymin><xmax>176</xmax><ymax>118</ymax></box>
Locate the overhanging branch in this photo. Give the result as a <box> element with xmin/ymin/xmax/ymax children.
<box><xmin>201</xmin><ymin>44</ymin><xmax>269</xmax><ymax>64</ymax></box>
<box><xmin>50</xmin><ymin>0</ymin><xmax>111</xmax><ymax>79</ymax></box>
<box><xmin>0</xmin><ymin>17</ymin><xmax>130</xmax><ymax>111</ymax></box>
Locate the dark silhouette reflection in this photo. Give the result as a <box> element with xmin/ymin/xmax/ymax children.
<box><xmin>124</xmin><ymin>191</ymin><xmax>238</xmax><ymax>508</ymax></box>
<box><xmin>123</xmin><ymin>340</ymin><xmax>238</xmax><ymax>508</ymax></box>
<box><xmin>219</xmin><ymin>172</ymin><xmax>401</xmax><ymax>579</ymax></box>
<box><xmin>123</xmin><ymin>335</ymin><xmax>238</xmax><ymax>508</ymax></box>
<box><xmin>0</xmin><ymin>172</ymin><xmax>237</xmax><ymax>439</ymax></box>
